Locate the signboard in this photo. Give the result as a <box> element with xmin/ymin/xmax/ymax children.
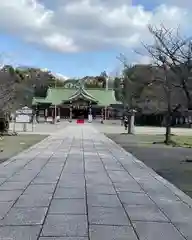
<box><xmin>16</xmin><ymin>106</ymin><xmax>33</xmax><ymax>115</ymax></box>
<box><xmin>16</xmin><ymin>114</ymin><xmax>30</xmax><ymax>123</ymax></box>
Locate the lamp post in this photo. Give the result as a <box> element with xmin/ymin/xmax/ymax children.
<box><xmin>54</xmin><ymin>77</ymin><xmax>57</xmax><ymax>124</ymax></box>
<box><xmin>120</xmin><ymin>77</ymin><xmax>125</xmax><ymax>120</ymax></box>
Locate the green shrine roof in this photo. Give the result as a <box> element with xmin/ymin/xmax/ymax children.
<box><xmin>32</xmin><ymin>87</ymin><xmax>119</xmax><ymax>106</ymax></box>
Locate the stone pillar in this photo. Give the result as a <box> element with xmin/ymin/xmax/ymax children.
<box><xmin>128</xmin><ymin>109</ymin><xmax>136</xmax><ymax>134</ymax></box>
<box><xmin>88</xmin><ymin>102</ymin><xmax>92</xmax><ymax>123</ymax></box>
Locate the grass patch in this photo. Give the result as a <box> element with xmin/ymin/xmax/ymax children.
<box><xmin>115</xmin><ymin>133</ymin><xmax>192</xmax><ymax>148</ymax></box>
<box><xmin>0</xmin><ymin>134</ymin><xmax>48</xmax><ymax>163</ymax></box>
<box><xmin>152</xmin><ymin>135</ymin><xmax>192</xmax><ymax>148</ymax></box>
<box><xmin>171</xmin><ymin>136</ymin><xmax>192</xmax><ymax>148</ymax></box>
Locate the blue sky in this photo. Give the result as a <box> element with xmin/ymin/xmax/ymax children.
<box><xmin>0</xmin><ymin>1</ymin><xmax>190</xmax><ymax>78</ymax></box>
<box><xmin>0</xmin><ymin>34</ymin><xmax>125</xmax><ymax>77</ymax></box>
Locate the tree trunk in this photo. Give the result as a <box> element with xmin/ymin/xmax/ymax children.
<box><xmin>0</xmin><ymin>117</ymin><xmax>9</xmax><ymax>135</ymax></box>
<box><xmin>164</xmin><ymin>114</ymin><xmax>172</xmax><ymax>145</ymax></box>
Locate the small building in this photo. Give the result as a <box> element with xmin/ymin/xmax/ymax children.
<box><xmin>32</xmin><ymin>84</ymin><xmax>120</xmax><ymax>120</ymax></box>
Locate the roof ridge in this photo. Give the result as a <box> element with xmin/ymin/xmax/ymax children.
<box><xmin>49</xmin><ymin>87</ymin><xmax>113</xmax><ymax>91</ymax></box>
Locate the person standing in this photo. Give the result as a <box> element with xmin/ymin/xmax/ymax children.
<box><xmin>124</xmin><ymin>115</ymin><xmax>128</xmax><ymax>130</ymax></box>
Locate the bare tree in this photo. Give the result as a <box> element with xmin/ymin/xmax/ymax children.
<box><xmin>146</xmin><ymin>25</ymin><xmax>192</xmax><ymax>109</ymax></box>
<box><xmin>142</xmin><ymin>25</ymin><xmax>189</xmax><ymax>144</ymax></box>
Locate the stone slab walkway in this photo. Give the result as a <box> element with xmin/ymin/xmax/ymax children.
<box><xmin>0</xmin><ymin>125</ymin><xmax>191</xmax><ymax>239</ymax></box>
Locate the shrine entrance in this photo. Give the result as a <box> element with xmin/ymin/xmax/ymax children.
<box><xmin>62</xmin><ymin>85</ymin><xmax>99</xmax><ymax>120</ymax></box>
<box><xmin>72</xmin><ymin>100</ymin><xmax>90</xmax><ymax>119</ymax></box>
<box><xmin>72</xmin><ymin>108</ymin><xmax>88</xmax><ymax>119</ymax></box>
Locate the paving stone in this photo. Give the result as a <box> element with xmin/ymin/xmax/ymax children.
<box><xmin>41</xmin><ymin>214</ymin><xmax>88</xmax><ymax>237</ymax></box>
<box><xmin>0</xmin><ymin>225</ymin><xmax>41</xmax><ymax>240</ymax></box>
<box><xmin>24</xmin><ymin>184</ymin><xmax>56</xmax><ymax>194</ymax></box>
<box><xmin>133</xmin><ymin>222</ymin><xmax>185</xmax><ymax>240</ymax></box>
<box><xmin>39</xmin><ymin>238</ymin><xmax>88</xmax><ymax>240</ymax></box>
<box><xmin>14</xmin><ymin>193</ymin><xmax>52</xmax><ymax>207</ymax></box>
<box><xmin>86</xmin><ymin>174</ymin><xmax>111</xmax><ymax>185</ymax></box>
<box><xmin>87</xmin><ymin>194</ymin><xmax>122</xmax><ymax>208</ymax></box>
<box><xmin>32</xmin><ymin>177</ymin><xmax>58</xmax><ymax>184</ymax></box>
<box><xmin>38</xmin><ymin>171</ymin><xmax>61</xmax><ymax>178</ymax></box>
<box><xmin>86</xmin><ymin>184</ymin><xmax>116</xmax><ymax>195</ymax></box>
<box><xmin>114</xmin><ymin>182</ymin><xmax>144</xmax><ymax>192</ymax></box>
<box><xmin>0</xmin><ymin>190</ymin><xmax>23</xmax><ymax>202</ymax></box>
<box><xmin>38</xmin><ymin>174</ymin><xmax>61</xmax><ymax>180</ymax></box>
<box><xmin>44</xmin><ymin>162</ymin><xmax>64</xmax><ymax>168</ymax></box>
<box><xmin>146</xmin><ymin>188</ymin><xmax>179</xmax><ymax>200</ymax></box>
<box><xmin>8</xmin><ymin>174</ymin><xmax>37</xmax><ymax>182</ymax></box>
<box><xmin>88</xmin><ymin>206</ymin><xmax>130</xmax><ymax>226</ymax></box>
<box><xmin>85</xmin><ymin>163</ymin><xmax>105</xmax><ymax>172</ymax></box>
<box><xmin>108</xmin><ymin>171</ymin><xmax>136</xmax><ymax>183</ymax></box>
<box><xmin>104</xmin><ymin>163</ymin><xmax>124</xmax><ymax>171</ymax></box>
<box><xmin>49</xmin><ymin>199</ymin><xmax>86</xmax><ymax>214</ymax></box>
<box><xmin>174</xmin><ymin>222</ymin><xmax>192</xmax><ymax>240</ymax></box>
<box><xmin>0</xmin><ymin>171</ymin><xmax>15</xmax><ymax>179</ymax></box>
<box><xmin>158</xmin><ymin>201</ymin><xmax>192</xmax><ymax>223</ymax></box>
<box><xmin>54</xmin><ymin>187</ymin><xmax>85</xmax><ymax>199</ymax></box>
<box><xmin>0</xmin><ymin>181</ymin><xmax>29</xmax><ymax>190</ymax></box>
<box><xmin>63</xmin><ymin>165</ymin><xmax>84</xmax><ymax>174</ymax></box>
<box><xmin>150</xmin><ymin>195</ymin><xmax>182</xmax><ymax>206</ymax></box>
<box><xmin>0</xmin><ymin>207</ymin><xmax>48</xmax><ymax>225</ymax></box>
<box><xmin>58</xmin><ymin>176</ymin><xmax>85</xmax><ymax>188</ymax></box>
<box><xmin>58</xmin><ymin>180</ymin><xmax>85</xmax><ymax>188</ymax></box>
<box><xmin>90</xmin><ymin>225</ymin><xmax>138</xmax><ymax>240</ymax></box>
<box><xmin>118</xmin><ymin>192</ymin><xmax>155</xmax><ymax>205</ymax></box>
<box><xmin>124</xmin><ymin>204</ymin><xmax>169</xmax><ymax>222</ymax></box>
<box><xmin>0</xmin><ymin>202</ymin><xmax>14</xmax><ymax>219</ymax></box>
<box><xmin>59</xmin><ymin>175</ymin><xmax>85</xmax><ymax>183</ymax></box>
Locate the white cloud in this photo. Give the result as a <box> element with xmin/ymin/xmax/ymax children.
<box><xmin>0</xmin><ymin>0</ymin><xmax>191</xmax><ymax>53</ymax></box>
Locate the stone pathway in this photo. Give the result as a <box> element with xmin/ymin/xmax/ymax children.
<box><xmin>0</xmin><ymin>125</ymin><xmax>191</xmax><ymax>239</ymax></box>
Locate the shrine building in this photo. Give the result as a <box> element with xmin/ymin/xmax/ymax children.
<box><xmin>32</xmin><ymin>84</ymin><xmax>120</xmax><ymax>120</ymax></box>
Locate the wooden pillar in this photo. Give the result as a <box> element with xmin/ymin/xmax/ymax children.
<box><xmin>44</xmin><ymin>109</ymin><xmax>48</xmax><ymax>122</ymax></box>
<box><xmin>107</xmin><ymin>107</ymin><xmax>110</xmax><ymax>119</ymax></box>
<box><xmin>101</xmin><ymin>108</ymin><xmax>104</xmax><ymax>123</ymax></box>
<box><xmin>69</xmin><ymin>102</ymin><xmax>72</xmax><ymax>122</ymax></box>
<box><xmin>104</xmin><ymin>106</ymin><xmax>107</xmax><ymax>120</ymax></box>
<box><xmin>89</xmin><ymin>102</ymin><xmax>92</xmax><ymax>115</ymax></box>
